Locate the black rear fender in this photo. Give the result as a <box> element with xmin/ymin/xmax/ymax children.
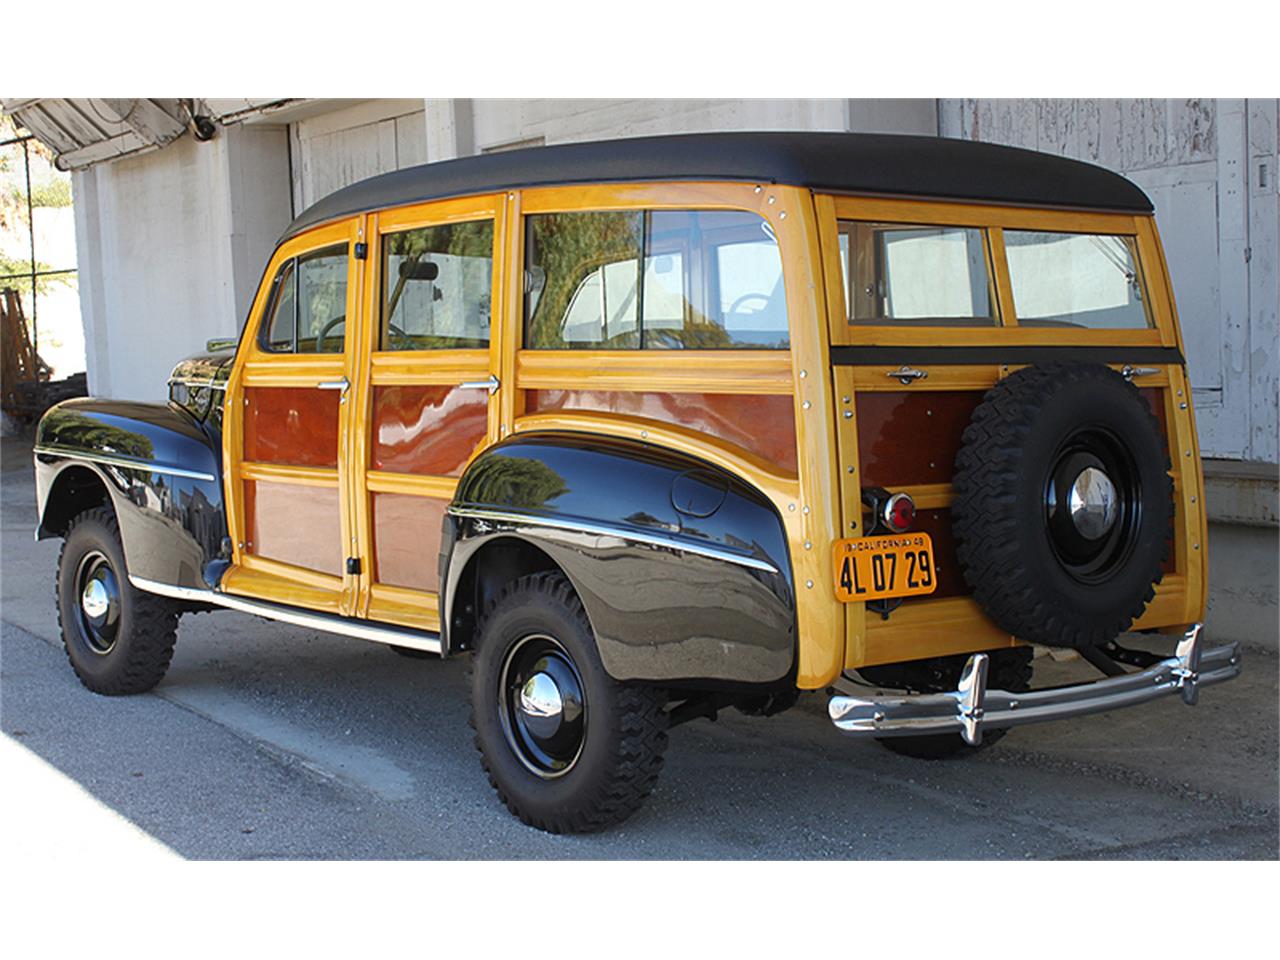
<box><xmin>442</xmin><ymin>432</ymin><xmax>795</xmax><ymax>688</ymax></box>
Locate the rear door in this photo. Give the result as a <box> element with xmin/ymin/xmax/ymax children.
<box><xmin>816</xmin><ymin>196</ymin><xmax>1194</xmax><ymax>671</ymax></box>
<box><xmin>349</xmin><ymin>194</ymin><xmax>507</xmax><ymax>632</ymax></box>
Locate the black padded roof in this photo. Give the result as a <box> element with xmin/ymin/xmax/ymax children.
<box><xmin>282</xmin><ymin>131</ymin><xmax>1152</xmax><ymax>240</ymax></box>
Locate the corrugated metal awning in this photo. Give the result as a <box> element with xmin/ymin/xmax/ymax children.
<box><xmin>0</xmin><ymin>98</ymin><xmax>298</xmax><ymax>170</ymax></box>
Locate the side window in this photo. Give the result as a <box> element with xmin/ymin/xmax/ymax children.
<box><xmin>381</xmin><ymin>219</ymin><xmax>494</xmax><ymax>350</ymax></box>
<box><xmin>1004</xmin><ymin>231</ymin><xmax>1151</xmax><ymax>329</ymax></box>
<box><xmin>525</xmin><ymin>209</ymin><xmax>788</xmax><ymax>350</ymax></box>
<box><xmin>259</xmin><ymin>244</ymin><xmax>349</xmax><ymax>353</ymax></box>
<box><xmin>838</xmin><ymin>222</ymin><xmax>996</xmax><ymax>326</ymax></box>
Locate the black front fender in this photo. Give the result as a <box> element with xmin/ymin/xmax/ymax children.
<box><xmin>442</xmin><ymin>432</ymin><xmax>795</xmax><ymax>687</ymax></box>
<box><xmin>34</xmin><ymin>398</ymin><xmax>228</xmax><ymax>590</ymax></box>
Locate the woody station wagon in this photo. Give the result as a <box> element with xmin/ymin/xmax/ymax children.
<box><xmin>34</xmin><ymin>132</ymin><xmax>1241</xmax><ymax>832</ymax></box>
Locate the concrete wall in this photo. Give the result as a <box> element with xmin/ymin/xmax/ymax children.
<box><xmin>72</xmin><ymin>123</ymin><xmax>290</xmax><ymax>400</ymax></box>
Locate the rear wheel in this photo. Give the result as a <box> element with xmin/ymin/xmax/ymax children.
<box><xmin>469</xmin><ymin>572</ymin><xmax>668</xmax><ymax>833</ymax></box>
<box><xmin>56</xmin><ymin>507</ymin><xmax>179</xmax><ymax>695</ymax></box>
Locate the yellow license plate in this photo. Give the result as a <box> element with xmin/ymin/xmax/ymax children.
<box><xmin>832</xmin><ymin>533</ymin><xmax>937</xmax><ymax>603</ymax></box>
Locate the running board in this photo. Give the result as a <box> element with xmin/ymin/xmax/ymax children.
<box><xmin>128</xmin><ymin>576</ymin><xmax>443</xmax><ymax>655</ymax></box>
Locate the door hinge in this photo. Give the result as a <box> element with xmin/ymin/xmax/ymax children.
<box><xmin>346</xmin><ymin>557</ymin><xmax>362</xmax><ymax>575</ymax></box>
<box><xmin>354</xmin><ymin>242</ymin><xmax>368</xmax><ymax>260</ymax></box>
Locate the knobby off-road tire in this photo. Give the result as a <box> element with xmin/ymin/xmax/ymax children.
<box><xmin>56</xmin><ymin>507</ymin><xmax>179</xmax><ymax>695</ymax></box>
<box><xmin>864</xmin><ymin>646</ymin><xmax>1035</xmax><ymax>760</ymax></box>
<box><xmin>469</xmin><ymin>572</ymin><xmax>669</xmax><ymax>833</ymax></box>
<box><xmin>952</xmin><ymin>363</ymin><xmax>1173</xmax><ymax>651</ymax></box>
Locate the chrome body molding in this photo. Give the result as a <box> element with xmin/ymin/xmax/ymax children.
<box><xmin>829</xmin><ymin>624</ymin><xmax>1241</xmax><ymax>745</ymax></box>
<box><xmin>446</xmin><ymin>505</ymin><xmax>779</xmax><ymax>574</ymax></box>
<box><xmin>166</xmin><ymin>377</ymin><xmax>227</xmax><ymax>391</ymax></box>
<box><xmin>128</xmin><ymin>576</ymin><xmax>443</xmax><ymax>654</ymax></box>
<box><xmin>34</xmin><ymin>445</ymin><xmax>217</xmax><ymax>483</ymax></box>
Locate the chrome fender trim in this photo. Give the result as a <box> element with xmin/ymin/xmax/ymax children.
<box><xmin>829</xmin><ymin>624</ymin><xmax>1241</xmax><ymax>746</ymax></box>
<box><xmin>34</xmin><ymin>445</ymin><xmax>218</xmax><ymax>483</ymax></box>
<box><xmin>128</xmin><ymin>576</ymin><xmax>442</xmax><ymax>654</ymax></box>
<box><xmin>446</xmin><ymin>505</ymin><xmax>779</xmax><ymax>574</ymax></box>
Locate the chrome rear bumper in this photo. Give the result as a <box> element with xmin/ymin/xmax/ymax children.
<box><xmin>829</xmin><ymin>624</ymin><xmax>1241</xmax><ymax>745</ymax></box>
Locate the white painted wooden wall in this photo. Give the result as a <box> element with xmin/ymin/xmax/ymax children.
<box><xmin>941</xmin><ymin>99</ymin><xmax>1279</xmax><ymax>465</ymax></box>
<box><xmin>287</xmin><ymin>100</ymin><xmax>426</xmax><ymax>215</ymax></box>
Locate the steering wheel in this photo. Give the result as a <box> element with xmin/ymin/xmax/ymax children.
<box><xmin>725</xmin><ymin>292</ymin><xmax>771</xmax><ymax>319</ymax></box>
<box><xmin>317</xmin><ymin>315</ymin><xmax>346</xmax><ymax>350</ymax></box>
<box><xmin>317</xmin><ymin>315</ymin><xmax>409</xmax><ymax>350</ymax></box>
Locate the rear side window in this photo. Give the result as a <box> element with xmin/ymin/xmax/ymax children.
<box><xmin>259</xmin><ymin>244</ymin><xmax>349</xmax><ymax>353</ymax></box>
<box><xmin>381</xmin><ymin>219</ymin><xmax>494</xmax><ymax>350</ymax></box>
<box><xmin>1004</xmin><ymin>231</ymin><xmax>1151</xmax><ymax>329</ymax></box>
<box><xmin>838</xmin><ymin>222</ymin><xmax>996</xmax><ymax>326</ymax></box>
<box><xmin>525</xmin><ymin>209</ymin><xmax>788</xmax><ymax>349</ymax></box>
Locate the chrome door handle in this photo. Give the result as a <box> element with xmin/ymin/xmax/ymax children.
<box><xmin>317</xmin><ymin>377</ymin><xmax>349</xmax><ymax>392</ymax></box>
<box><xmin>1121</xmin><ymin>365</ymin><xmax>1160</xmax><ymax>381</ymax></box>
<box><xmin>460</xmin><ymin>374</ymin><xmax>500</xmax><ymax>395</ymax></box>
<box><xmin>887</xmin><ymin>365</ymin><xmax>928</xmax><ymax>385</ymax></box>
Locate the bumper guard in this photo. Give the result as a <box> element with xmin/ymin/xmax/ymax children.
<box><xmin>829</xmin><ymin>624</ymin><xmax>1241</xmax><ymax>745</ymax></box>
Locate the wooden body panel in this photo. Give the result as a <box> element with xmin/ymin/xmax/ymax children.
<box><xmin>371</xmin><ymin>493</ymin><xmax>447</xmax><ymax>593</ymax></box>
<box><xmin>371</xmin><ymin>385</ymin><xmax>490</xmax><ymax>476</ymax></box>
<box><xmin>244</xmin><ymin>388</ymin><xmax>340</xmax><ymax>468</ymax></box>
<box><xmin>526</xmin><ymin>390</ymin><xmax>798</xmax><ymax>476</ymax></box>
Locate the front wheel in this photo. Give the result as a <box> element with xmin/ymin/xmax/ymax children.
<box><xmin>469</xmin><ymin>572</ymin><xmax>668</xmax><ymax>833</ymax></box>
<box><xmin>56</xmin><ymin>507</ymin><xmax>179</xmax><ymax>695</ymax></box>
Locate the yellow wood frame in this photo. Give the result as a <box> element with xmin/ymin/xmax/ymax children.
<box><xmin>816</xmin><ymin>194</ymin><xmax>1206</xmax><ymax>671</ymax></box>
<box><xmin>218</xmin><ymin>179</ymin><xmax>1207</xmax><ymax>693</ymax></box>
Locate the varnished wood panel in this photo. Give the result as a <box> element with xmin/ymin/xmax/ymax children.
<box><xmin>526</xmin><ymin>390</ymin><xmax>799</xmax><ymax>475</ymax></box>
<box><xmin>856</xmin><ymin>390</ymin><xmax>983</xmax><ymax>487</ymax></box>
<box><xmin>246</xmin><ymin>480</ymin><xmax>342</xmax><ymax>577</ymax></box>
<box><xmin>907</xmin><ymin>507</ymin><xmax>966</xmax><ymax>601</ymax></box>
<box><xmin>244</xmin><ymin>387</ymin><xmax>340</xmax><ymax>468</ymax></box>
<box><xmin>372</xmin><ymin>493</ymin><xmax>448</xmax><ymax>593</ymax></box>
<box><xmin>371</xmin><ymin>384</ymin><xmax>489</xmax><ymax>476</ymax></box>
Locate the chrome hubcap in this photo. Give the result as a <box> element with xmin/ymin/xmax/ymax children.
<box><xmin>499</xmin><ymin>634</ymin><xmax>586</xmax><ymax>779</ymax></box>
<box><xmin>518</xmin><ymin>672</ymin><xmax>565</xmax><ymax>740</ymax></box>
<box><xmin>81</xmin><ymin>579</ymin><xmax>111</xmax><ymax>620</ymax></box>
<box><xmin>1068</xmin><ymin>466</ymin><xmax>1118</xmax><ymax>540</ymax></box>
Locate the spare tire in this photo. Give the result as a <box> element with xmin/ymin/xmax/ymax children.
<box><xmin>952</xmin><ymin>363</ymin><xmax>1173</xmax><ymax>649</ymax></box>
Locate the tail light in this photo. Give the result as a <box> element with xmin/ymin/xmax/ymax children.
<box><xmin>883</xmin><ymin>492</ymin><xmax>915</xmax><ymax>533</ymax></box>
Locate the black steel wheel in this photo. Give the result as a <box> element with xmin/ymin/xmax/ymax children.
<box><xmin>498</xmin><ymin>633</ymin><xmax>587</xmax><ymax>778</ymax></box>
<box><xmin>56</xmin><ymin>507</ymin><xmax>179</xmax><ymax>695</ymax></box>
<box><xmin>952</xmin><ymin>363</ymin><xmax>1173</xmax><ymax>650</ymax></box>
<box><xmin>469</xmin><ymin>572</ymin><xmax>668</xmax><ymax>833</ymax></box>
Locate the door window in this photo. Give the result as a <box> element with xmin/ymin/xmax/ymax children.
<box><xmin>259</xmin><ymin>244</ymin><xmax>350</xmax><ymax>353</ymax></box>
<box><xmin>380</xmin><ymin>219</ymin><xmax>494</xmax><ymax>350</ymax></box>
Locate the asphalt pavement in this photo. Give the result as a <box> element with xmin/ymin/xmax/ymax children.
<box><xmin>2</xmin><ymin>435</ymin><xmax>1276</xmax><ymax>859</ymax></box>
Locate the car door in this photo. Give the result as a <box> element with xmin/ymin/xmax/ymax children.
<box><xmin>348</xmin><ymin>195</ymin><xmax>506</xmax><ymax>631</ymax></box>
<box><xmin>221</xmin><ymin>217</ymin><xmax>365</xmax><ymax>615</ymax></box>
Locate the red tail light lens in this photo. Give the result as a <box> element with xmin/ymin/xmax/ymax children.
<box><xmin>884</xmin><ymin>492</ymin><xmax>915</xmax><ymax>532</ymax></box>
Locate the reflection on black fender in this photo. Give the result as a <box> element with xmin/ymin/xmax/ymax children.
<box><xmin>444</xmin><ymin>432</ymin><xmax>795</xmax><ymax>686</ymax></box>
